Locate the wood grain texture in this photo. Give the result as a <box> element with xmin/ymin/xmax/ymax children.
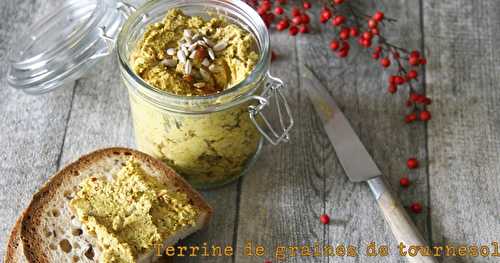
<box><xmin>423</xmin><ymin>1</ymin><xmax>500</xmax><ymax>262</ymax></box>
<box><xmin>235</xmin><ymin>15</ymin><xmax>325</xmax><ymax>263</ymax></box>
<box><xmin>0</xmin><ymin>0</ymin><xmax>73</xmax><ymax>257</ymax></box>
<box><xmin>294</xmin><ymin>0</ymin><xmax>430</xmax><ymax>262</ymax></box>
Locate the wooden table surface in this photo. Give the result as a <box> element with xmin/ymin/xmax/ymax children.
<box><xmin>1</xmin><ymin>0</ymin><xmax>499</xmax><ymax>262</ymax></box>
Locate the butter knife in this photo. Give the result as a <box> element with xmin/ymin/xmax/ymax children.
<box><xmin>301</xmin><ymin>65</ymin><xmax>437</xmax><ymax>263</ymax></box>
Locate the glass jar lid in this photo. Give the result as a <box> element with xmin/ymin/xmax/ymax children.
<box><xmin>6</xmin><ymin>0</ymin><xmax>133</xmax><ymax>94</ymax></box>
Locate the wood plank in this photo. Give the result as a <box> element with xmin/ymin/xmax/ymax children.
<box><xmin>423</xmin><ymin>1</ymin><xmax>500</xmax><ymax>262</ymax></box>
<box><xmin>235</xmin><ymin>7</ymin><xmax>325</xmax><ymax>263</ymax></box>
<box><xmin>296</xmin><ymin>0</ymin><xmax>429</xmax><ymax>262</ymax></box>
<box><xmin>0</xmin><ymin>0</ymin><xmax>74</xmax><ymax>256</ymax></box>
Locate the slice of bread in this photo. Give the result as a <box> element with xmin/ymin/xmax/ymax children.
<box><xmin>4</xmin><ymin>214</ymin><xmax>28</xmax><ymax>263</ymax></box>
<box><xmin>19</xmin><ymin>147</ymin><xmax>212</xmax><ymax>263</ymax></box>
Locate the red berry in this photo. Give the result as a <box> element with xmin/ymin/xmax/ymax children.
<box><xmin>422</xmin><ymin>97</ymin><xmax>432</xmax><ymax>105</ymax></box>
<box><xmin>339</xmin><ymin>28</ymin><xmax>350</xmax><ymax>40</ymax></box>
<box><xmin>332</xmin><ymin>15</ymin><xmax>346</xmax><ymax>26</ymax></box>
<box><xmin>394</xmin><ymin>76</ymin><xmax>405</xmax><ymax>85</ymax></box>
<box><xmin>410</xmin><ymin>93</ymin><xmax>420</xmax><ymax>102</ymax></box>
<box><xmin>260</xmin><ymin>1</ymin><xmax>272</xmax><ymax>12</ymax></box>
<box><xmin>291</xmin><ymin>7</ymin><xmax>301</xmax><ymax>17</ymax></box>
<box><xmin>371</xmin><ymin>27</ymin><xmax>380</xmax><ymax>35</ymax></box>
<box><xmin>292</xmin><ymin>16</ymin><xmax>303</xmax><ymax>25</ymax></box>
<box><xmin>303</xmin><ymin>1</ymin><xmax>312</xmax><ymax>9</ymax></box>
<box><xmin>333</xmin><ymin>0</ymin><xmax>344</xmax><ymax>4</ymax></box>
<box><xmin>400</xmin><ymin>177</ymin><xmax>410</xmax><ymax>187</ymax></box>
<box><xmin>274</xmin><ymin>7</ymin><xmax>284</xmax><ymax>15</ymax></box>
<box><xmin>321</xmin><ymin>9</ymin><xmax>332</xmax><ymax>20</ymax></box>
<box><xmin>289</xmin><ymin>26</ymin><xmax>299</xmax><ymax>36</ymax></box>
<box><xmin>410</xmin><ymin>50</ymin><xmax>421</xmax><ymax>58</ymax></box>
<box><xmin>360</xmin><ymin>37</ymin><xmax>372</xmax><ymax>48</ymax></box>
<box><xmin>276</xmin><ymin>21</ymin><xmax>288</xmax><ymax>31</ymax></box>
<box><xmin>405</xmin><ymin>113</ymin><xmax>417</xmax><ymax>123</ymax></box>
<box><xmin>409</xmin><ymin>56</ymin><xmax>420</xmax><ymax>66</ymax></box>
<box><xmin>407</xmin><ymin>70</ymin><xmax>418</xmax><ymax>79</ymax></box>
<box><xmin>299</xmin><ymin>24</ymin><xmax>310</xmax><ymax>33</ymax></box>
<box><xmin>368</xmin><ymin>19</ymin><xmax>378</xmax><ymax>29</ymax></box>
<box><xmin>380</xmin><ymin>57</ymin><xmax>391</xmax><ymax>68</ymax></box>
<box><xmin>374</xmin><ymin>46</ymin><xmax>382</xmax><ymax>53</ymax></box>
<box><xmin>389</xmin><ymin>75</ymin><xmax>397</xmax><ymax>84</ymax></box>
<box><xmin>419</xmin><ymin>58</ymin><xmax>427</xmax><ymax>65</ymax></box>
<box><xmin>330</xmin><ymin>39</ymin><xmax>340</xmax><ymax>51</ymax></box>
<box><xmin>264</xmin><ymin>260</ymin><xmax>272</xmax><ymax>263</ymax></box>
<box><xmin>362</xmin><ymin>31</ymin><xmax>373</xmax><ymax>40</ymax></box>
<box><xmin>388</xmin><ymin>84</ymin><xmax>397</xmax><ymax>94</ymax></box>
<box><xmin>406</xmin><ymin>100</ymin><xmax>413</xmax><ymax>107</ymax></box>
<box><xmin>419</xmin><ymin>110</ymin><xmax>431</xmax><ymax>121</ymax></box>
<box><xmin>372</xmin><ymin>52</ymin><xmax>380</xmax><ymax>59</ymax></box>
<box><xmin>407</xmin><ymin>158</ymin><xmax>419</xmax><ymax>169</ymax></box>
<box><xmin>350</xmin><ymin>27</ymin><xmax>359</xmax><ymax>37</ymax></box>
<box><xmin>301</xmin><ymin>14</ymin><xmax>310</xmax><ymax>24</ymax></box>
<box><xmin>337</xmin><ymin>49</ymin><xmax>349</xmax><ymax>57</ymax></box>
<box><xmin>373</xmin><ymin>11</ymin><xmax>384</xmax><ymax>22</ymax></box>
<box><xmin>410</xmin><ymin>202</ymin><xmax>423</xmax><ymax>214</ymax></box>
<box><xmin>320</xmin><ymin>214</ymin><xmax>330</xmax><ymax>224</ymax></box>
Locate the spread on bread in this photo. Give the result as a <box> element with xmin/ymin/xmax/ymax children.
<box><xmin>69</xmin><ymin>159</ymin><xmax>199</xmax><ymax>263</ymax></box>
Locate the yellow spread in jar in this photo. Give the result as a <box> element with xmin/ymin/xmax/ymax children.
<box><xmin>130</xmin><ymin>8</ymin><xmax>259</xmax><ymax>96</ymax></box>
<box><xmin>69</xmin><ymin>159</ymin><xmax>198</xmax><ymax>263</ymax></box>
<box><xmin>127</xmin><ymin>8</ymin><xmax>262</xmax><ymax>188</ymax></box>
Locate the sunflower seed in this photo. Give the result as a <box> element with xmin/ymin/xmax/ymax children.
<box><xmin>192</xmin><ymin>33</ymin><xmax>200</xmax><ymax>41</ymax></box>
<box><xmin>161</xmin><ymin>59</ymin><xmax>177</xmax><ymax>67</ymax></box>
<box><xmin>200</xmin><ymin>68</ymin><xmax>213</xmax><ymax>82</ymax></box>
<box><xmin>208</xmin><ymin>64</ymin><xmax>218</xmax><ymax>72</ymax></box>
<box><xmin>182</xmin><ymin>46</ymin><xmax>189</xmax><ymax>56</ymax></box>
<box><xmin>193</xmin><ymin>82</ymin><xmax>206</xmax><ymax>88</ymax></box>
<box><xmin>177</xmin><ymin>50</ymin><xmax>186</xmax><ymax>63</ymax></box>
<box><xmin>201</xmin><ymin>58</ymin><xmax>210</xmax><ymax>67</ymax></box>
<box><xmin>188</xmin><ymin>43</ymin><xmax>199</xmax><ymax>51</ymax></box>
<box><xmin>166</xmin><ymin>48</ymin><xmax>176</xmax><ymax>56</ymax></box>
<box><xmin>213</xmin><ymin>41</ymin><xmax>228</xmax><ymax>52</ymax></box>
<box><xmin>184</xmin><ymin>60</ymin><xmax>192</xmax><ymax>75</ymax></box>
<box><xmin>189</xmin><ymin>50</ymin><xmax>198</xmax><ymax>59</ymax></box>
<box><xmin>195</xmin><ymin>40</ymin><xmax>206</xmax><ymax>47</ymax></box>
<box><xmin>183</xmin><ymin>29</ymin><xmax>192</xmax><ymax>38</ymax></box>
<box><xmin>208</xmin><ymin>48</ymin><xmax>215</xmax><ymax>60</ymax></box>
<box><xmin>203</xmin><ymin>37</ymin><xmax>214</xmax><ymax>47</ymax></box>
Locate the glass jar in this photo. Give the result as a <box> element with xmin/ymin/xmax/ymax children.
<box><xmin>6</xmin><ymin>0</ymin><xmax>293</xmax><ymax>189</ymax></box>
<box><xmin>117</xmin><ymin>0</ymin><xmax>293</xmax><ymax>189</ymax></box>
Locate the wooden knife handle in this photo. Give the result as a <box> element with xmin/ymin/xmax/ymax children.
<box><xmin>368</xmin><ymin>177</ymin><xmax>438</xmax><ymax>263</ymax></box>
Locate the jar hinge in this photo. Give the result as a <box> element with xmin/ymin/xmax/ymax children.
<box><xmin>248</xmin><ymin>74</ymin><xmax>294</xmax><ymax>145</ymax></box>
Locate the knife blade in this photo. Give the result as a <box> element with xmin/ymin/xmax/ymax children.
<box><xmin>300</xmin><ymin>65</ymin><xmax>381</xmax><ymax>182</ymax></box>
<box><xmin>301</xmin><ymin>65</ymin><xmax>437</xmax><ymax>263</ymax></box>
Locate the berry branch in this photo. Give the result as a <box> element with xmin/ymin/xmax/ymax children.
<box><xmin>245</xmin><ymin>0</ymin><xmax>432</xmax><ymax>123</ymax></box>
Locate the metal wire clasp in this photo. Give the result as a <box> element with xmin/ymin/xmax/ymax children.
<box><xmin>248</xmin><ymin>73</ymin><xmax>294</xmax><ymax>145</ymax></box>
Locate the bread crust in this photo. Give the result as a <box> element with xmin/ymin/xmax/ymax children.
<box><xmin>20</xmin><ymin>147</ymin><xmax>212</xmax><ymax>263</ymax></box>
<box><xmin>4</xmin><ymin>214</ymin><xmax>25</xmax><ymax>262</ymax></box>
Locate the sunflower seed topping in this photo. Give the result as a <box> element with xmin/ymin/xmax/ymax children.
<box><xmin>166</xmin><ymin>48</ymin><xmax>176</xmax><ymax>56</ymax></box>
<box><xmin>184</xmin><ymin>60</ymin><xmax>192</xmax><ymax>75</ymax></box>
<box><xmin>201</xmin><ymin>58</ymin><xmax>210</xmax><ymax>67</ymax></box>
<box><xmin>213</xmin><ymin>41</ymin><xmax>228</xmax><ymax>52</ymax></box>
<box><xmin>189</xmin><ymin>50</ymin><xmax>198</xmax><ymax>59</ymax></box>
<box><xmin>203</xmin><ymin>37</ymin><xmax>214</xmax><ymax>47</ymax></box>
<box><xmin>200</xmin><ymin>68</ymin><xmax>213</xmax><ymax>81</ymax></box>
<box><xmin>177</xmin><ymin>50</ymin><xmax>187</xmax><ymax>63</ymax></box>
<box><xmin>193</xmin><ymin>82</ymin><xmax>206</xmax><ymax>88</ymax></box>
<box><xmin>208</xmin><ymin>48</ymin><xmax>215</xmax><ymax>60</ymax></box>
<box><xmin>208</xmin><ymin>64</ymin><xmax>218</xmax><ymax>72</ymax></box>
<box><xmin>161</xmin><ymin>59</ymin><xmax>177</xmax><ymax>67</ymax></box>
